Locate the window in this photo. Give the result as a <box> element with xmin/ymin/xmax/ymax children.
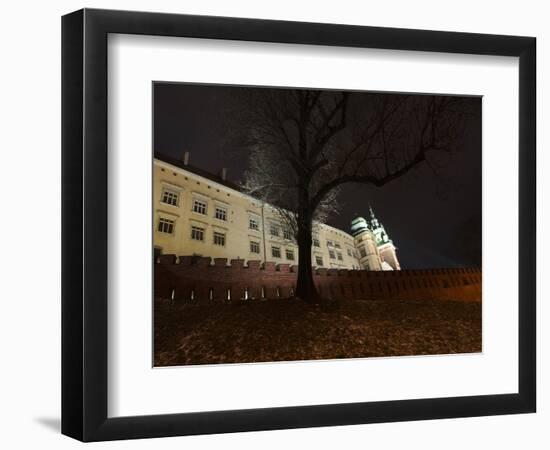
<box><xmin>249</xmin><ymin>216</ymin><xmax>260</xmax><ymax>231</ymax></box>
<box><xmin>337</xmin><ymin>252</ymin><xmax>343</xmax><ymax>261</ymax></box>
<box><xmin>250</xmin><ymin>241</ymin><xmax>260</xmax><ymax>254</ymax></box>
<box><xmin>334</xmin><ymin>242</ymin><xmax>341</xmax><ymax>249</ymax></box>
<box><xmin>313</xmin><ymin>238</ymin><xmax>320</xmax><ymax>247</ymax></box>
<box><xmin>329</xmin><ymin>250</ymin><xmax>335</xmax><ymax>259</ymax></box>
<box><xmin>326</xmin><ymin>240</ymin><xmax>334</xmax><ymax>247</ymax></box>
<box><xmin>315</xmin><ymin>256</ymin><xmax>323</xmax><ymax>266</ymax></box>
<box><xmin>270</xmin><ymin>223</ymin><xmax>280</xmax><ymax>237</ymax></box>
<box><xmin>161</xmin><ymin>189</ymin><xmax>178</xmax><ymax>206</ymax></box>
<box><xmin>192</xmin><ymin>199</ymin><xmax>207</xmax><ymax>215</ymax></box>
<box><xmin>359</xmin><ymin>247</ymin><xmax>367</xmax><ymax>258</ymax></box>
<box><xmin>283</xmin><ymin>228</ymin><xmax>292</xmax><ymax>240</ymax></box>
<box><xmin>213</xmin><ymin>231</ymin><xmax>226</xmax><ymax>246</ymax></box>
<box><xmin>157</xmin><ymin>218</ymin><xmax>174</xmax><ymax>234</ymax></box>
<box><xmin>347</xmin><ymin>248</ymin><xmax>352</xmax><ymax>257</ymax></box>
<box><xmin>191</xmin><ymin>226</ymin><xmax>204</xmax><ymax>241</ymax></box>
<box><xmin>286</xmin><ymin>249</ymin><xmax>295</xmax><ymax>260</ymax></box>
<box><xmin>271</xmin><ymin>246</ymin><xmax>281</xmax><ymax>258</ymax></box>
<box><xmin>214</xmin><ymin>206</ymin><xmax>227</xmax><ymax>221</ymax></box>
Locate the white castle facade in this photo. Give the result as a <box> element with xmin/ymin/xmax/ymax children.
<box><xmin>154</xmin><ymin>153</ymin><xmax>401</xmax><ymax>271</ymax></box>
<box><xmin>350</xmin><ymin>208</ymin><xmax>401</xmax><ymax>271</ymax></box>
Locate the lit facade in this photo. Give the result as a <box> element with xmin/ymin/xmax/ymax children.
<box><xmin>154</xmin><ymin>154</ymin><xmax>400</xmax><ymax>271</ymax></box>
<box><xmin>350</xmin><ymin>207</ymin><xmax>401</xmax><ymax>271</ymax></box>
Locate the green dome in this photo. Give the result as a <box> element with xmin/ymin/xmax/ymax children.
<box><xmin>350</xmin><ymin>216</ymin><xmax>369</xmax><ymax>237</ymax></box>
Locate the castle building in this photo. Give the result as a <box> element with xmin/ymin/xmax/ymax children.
<box><xmin>154</xmin><ymin>153</ymin><xmax>400</xmax><ymax>271</ymax></box>
<box><xmin>350</xmin><ymin>207</ymin><xmax>401</xmax><ymax>271</ymax></box>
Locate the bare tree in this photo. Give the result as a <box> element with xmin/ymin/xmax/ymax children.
<box><xmin>240</xmin><ymin>88</ymin><xmax>468</xmax><ymax>304</ymax></box>
<box><xmin>242</xmin><ymin>144</ymin><xmax>340</xmax><ymax>245</ymax></box>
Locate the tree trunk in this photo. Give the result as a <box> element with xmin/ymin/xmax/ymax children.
<box><xmin>295</xmin><ymin>208</ymin><xmax>321</xmax><ymax>304</ymax></box>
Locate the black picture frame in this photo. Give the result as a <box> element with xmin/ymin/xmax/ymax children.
<box><xmin>61</xmin><ymin>8</ymin><xmax>536</xmax><ymax>442</ymax></box>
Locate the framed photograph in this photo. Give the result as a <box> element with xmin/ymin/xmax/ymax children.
<box><xmin>62</xmin><ymin>8</ymin><xmax>536</xmax><ymax>441</ymax></box>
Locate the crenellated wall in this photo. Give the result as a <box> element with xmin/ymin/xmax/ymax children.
<box><xmin>154</xmin><ymin>255</ymin><xmax>481</xmax><ymax>303</ymax></box>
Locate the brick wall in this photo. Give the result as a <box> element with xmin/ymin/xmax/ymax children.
<box><xmin>154</xmin><ymin>255</ymin><xmax>481</xmax><ymax>303</ymax></box>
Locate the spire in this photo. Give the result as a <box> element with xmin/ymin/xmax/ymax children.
<box><xmin>369</xmin><ymin>204</ymin><xmax>376</xmax><ymax>220</ymax></box>
<box><xmin>369</xmin><ymin>204</ymin><xmax>380</xmax><ymax>229</ymax></box>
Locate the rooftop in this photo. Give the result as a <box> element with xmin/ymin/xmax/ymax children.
<box><xmin>155</xmin><ymin>152</ymin><xmax>242</xmax><ymax>192</ymax></box>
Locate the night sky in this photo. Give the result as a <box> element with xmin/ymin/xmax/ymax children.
<box><xmin>153</xmin><ymin>83</ymin><xmax>481</xmax><ymax>269</ymax></box>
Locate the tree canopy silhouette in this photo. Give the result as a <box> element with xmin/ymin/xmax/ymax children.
<box><xmin>240</xmin><ymin>88</ymin><xmax>469</xmax><ymax>304</ymax></box>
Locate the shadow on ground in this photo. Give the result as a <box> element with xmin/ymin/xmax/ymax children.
<box><xmin>35</xmin><ymin>417</ymin><xmax>61</xmax><ymax>433</ymax></box>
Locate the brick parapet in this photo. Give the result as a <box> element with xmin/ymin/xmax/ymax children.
<box><xmin>154</xmin><ymin>255</ymin><xmax>481</xmax><ymax>303</ymax></box>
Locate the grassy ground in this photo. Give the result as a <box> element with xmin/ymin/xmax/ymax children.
<box><xmin>154</xmin><ymin>298</ymin><xmax>481</xmax><ymax>366</ymax></box>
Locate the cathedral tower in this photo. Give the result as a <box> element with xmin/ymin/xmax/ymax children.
<box><xmin>350</xmin><ymin>216</ymin><xmax>382</xmax><ymax>271</ymax></box>
<box><xmin>368</xmin><ymin>206</ymin><xmax>401</xmax><ymax>271</ymax></box>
